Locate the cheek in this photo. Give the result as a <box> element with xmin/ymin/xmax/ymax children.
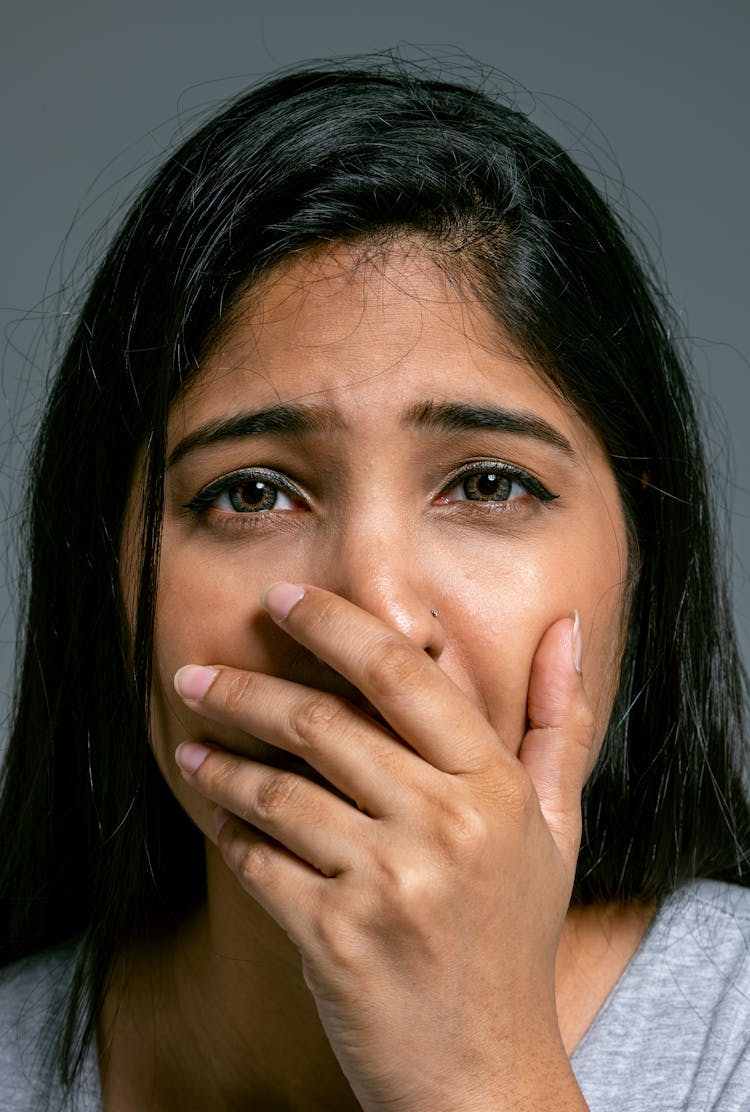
<box><xmin>448</xmin><ymin>530</ymin><xmax>627</xmax><ymax>756</ymax></box>
<box><xmin>147</xmin><ymin>548</ymin><xmax>295</xmax><ymax>818</ymax></box>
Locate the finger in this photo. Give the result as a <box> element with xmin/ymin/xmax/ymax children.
<box><xmin>214</xmin><ymin>813</ymin><xmax>325</xmax><ymax>943</ymax></box>
<box><xmin>174</xmin><ymin>667</ymin><xmax>434</xmax><ymax>816</ymax></box>
<box><xmin>258</xmin><ymin>582</ymin><xmax>507</xmax><ymax>775</ymax></box>
<box><xmin>175</xmin><ymin>740</ymin><xmax>369</xmax><ymax>876</ymax></box>
<box><xmin>517</xmin><ymin>612</ymin><xmax>595</xmax><ymax>873</ymax></box>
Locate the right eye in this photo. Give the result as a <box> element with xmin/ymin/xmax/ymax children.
<box><xmin>187</xmin><ymin>469</ymin><xmax>306</xmax><ymax>516</ymax></box>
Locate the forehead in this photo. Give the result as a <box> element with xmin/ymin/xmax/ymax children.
<box><xmin>171</xmin><ymin>243</ymin><xmax>593</xmax><ymax>453</ymax></box>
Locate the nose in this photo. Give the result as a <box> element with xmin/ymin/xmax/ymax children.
<box><xmin>323</xmin><ymin>529</ymin><xmax>446</xmax><ymax>661</ymax></box>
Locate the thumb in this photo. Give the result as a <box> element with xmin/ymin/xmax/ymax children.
<box><xmin>517</xmin><ymin>612</ymin><xmax>596</xmax><ymax>874</ymax></box>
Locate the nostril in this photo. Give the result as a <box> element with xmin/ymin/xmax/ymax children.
<box><xmin>424</xmin><ymin>606</ymin><xmax>445</xmax><ymax>660</ymax></box>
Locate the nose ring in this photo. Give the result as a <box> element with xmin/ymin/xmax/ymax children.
<box><xmin>430</xmin><ymin>608</ymin><xmax>439</xmax><ymax>619</ymax></box>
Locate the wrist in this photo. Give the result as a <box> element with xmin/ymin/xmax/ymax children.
<box><xmin>368</xmin><ymin>1038</ymin><xmax>588</xmax><ymax>1112</ymax></box>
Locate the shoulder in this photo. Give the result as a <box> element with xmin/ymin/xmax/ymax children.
<box><xmin>0</xmin><ymin>938</ymin><xmax>80</xmax><ymax>1058</ymax></box>
<box><xmin>659</xmin><ymin>875</ymin><xmax>750</xmax><ymax>946</ymax></box>
<box><xmin>573</xmin><ymin>880</ymin><xmax>750</xmax><ymax>1111</ymax></box>
<box><xmin>1</xmin><ymin>935</ymin><xmax>80</xmax><ymax>1001</ymax></box>
<box><xmin>667</xmin><ymin>873</ymin><xmax>750</xmax><ymax>923</ymax></box>
<box><xmin>656</xmin><ymin>878</ymin><xmax>750</xmax><ymax>996</ymax></box>
<box><xmin>0</xmin><ymin>938</ymin><xmax>100</xmax><ymax>1111</ymax></box>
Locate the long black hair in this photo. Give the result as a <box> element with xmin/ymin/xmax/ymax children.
<box><xmin>2</xmin><ymin>57</ymin><xmax>749</xmax><ymax>1082</ymax></box>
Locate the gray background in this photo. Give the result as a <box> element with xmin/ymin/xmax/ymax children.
<box><xmin>1</xmin><ymin>0</ymin><xmax>748</xmax><ymax>733</ymax></box>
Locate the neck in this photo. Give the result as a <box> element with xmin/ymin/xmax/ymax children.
<box><xmin>100</xmin><ymin>844</ymin><xmax>358</xmax><ymax>1111</ymax></box>
<box><xmin>100</xmin><ymin>843</ymin><xmax>654</xmax><ymax>1111</ymax></box>
<box><xmin>555</xmin><ymin>898</ymin><xmax>655</xmax><ymax>1055</ymax></box>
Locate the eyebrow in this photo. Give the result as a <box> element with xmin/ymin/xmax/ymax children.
<box><xmin>405</xmin><ymin>400</ymin><xmax>575</xmax><ymax>456</ymax></box>
<box><xmin>167</xmin><ymin>403</ymin><xmax>342</xmax><ymax>468</ymax></box>
<box><xmin>168</xmin><ymin>396</ymin><xmax>575</xmax><ymax>469</ymax></box>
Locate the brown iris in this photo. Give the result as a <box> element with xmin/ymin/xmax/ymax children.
<box><xmin>227</xmin><ymin>480</ymin><xmax>279</xmax><ymax>512</ymax></box>
<box><xmin>462</xmin><ymin>472</ymin><xmax>513</xmax><ymax>501</ymax></box>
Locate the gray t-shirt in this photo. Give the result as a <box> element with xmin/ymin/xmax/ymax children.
<box><xmin>571</xmin><ymin>879</ymin><xmax>750</xmax><ymax>1110</ymax></box>
<box><xmin>0</xmin><ymin>937</ymin><xmax>100</xmax><ymax>1111</ymax></box>
<box><xmin>2</xmin><ymin>879</ymin><xmax>750</xmax><ymax>1110</ymax></box>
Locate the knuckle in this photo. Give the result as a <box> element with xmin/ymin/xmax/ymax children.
<box><xmin>204</xmin><ymin>752</ymin><xmax>236</xmax><ymax>792</ymax></box>
<box><xmin>222</xmin><ymin>671</ymin><xmax>258</xmax><ymax>715</ymax></box>
<box><xmin>238</xmin><ymin>841</ymin><xmax>276</xmax><ymax>887</ymax></box>
<box><xmin>391</xmin><ymin>862</ymin><xmax>432</xmax><ymax>905</ymax></box>
<box><xmin>365</xmin><ymin>635</ymin><xmax>426</xmax><ymax>699</ymax></box>
<box><xmin>289</xmin><ymin>693</ymin><xmax>345</xmax><ymax>752</ymax></box>
<box><xmin>372</xmin><ymin>851</ymin><xmax>429</xmax><ymax>902</ymax></box>
<box><xmin>377</xmin><ymin>860</ymin><xmax>443</xmax><ymax>928</ymax></box>
<box><xmin>438</xmin><ymin>800</ymin><xmax>488</xmax><ymax>857</ymax></box>
<box><xmin>253</xmin><ymin>771</ymin><xmax>304</xmax><ymax>821</ymax></box>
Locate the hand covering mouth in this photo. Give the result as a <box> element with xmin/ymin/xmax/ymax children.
<box><xmin>256</xmin><ymin>686</ymin><xmax>396</xmax><ymax>808</ymax></box>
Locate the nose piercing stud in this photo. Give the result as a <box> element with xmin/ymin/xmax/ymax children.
<box><xmin>430</xmin><ymin>609</ymin><xmax>439</xmax><ymax>619</ymax></box>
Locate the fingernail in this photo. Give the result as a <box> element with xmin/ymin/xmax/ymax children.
<box><xmin>262</xmin><ymin>582</ymin><xmax>306</xmax><ymax>622</ymax></box>
<box><xmin>175</xmin><ymin>740</ymin><xmax>211</xmax><ymax>774</ymax></box>
<box><xmin>213</xmin><ymin>806</ymin><xmax>231</xmax><ymax>835</ymax></box>
<box><xmin>571</xmin><ymin>610</ymin><xmax>583</xmax><ymax>675</ymax></box>
<box><xmin>174</xmin><ymin>665</ymin><xmax>219</xmax><ymax>701</ymax></box>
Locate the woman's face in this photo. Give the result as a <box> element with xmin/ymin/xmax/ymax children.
<box><xmin>146</xmin><ymin>243</ymin><xmax>630</xmax><ymax>834</ymax></box>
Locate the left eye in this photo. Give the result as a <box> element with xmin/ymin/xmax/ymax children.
<box><xmin>438</xmin><ymin>465</ymin><xmax>551</xmax><ymax>504</ymax></box>
<box><xmin>441</xmin><ymin>470</ymin><xmax>524</xmax><ymax>503</ymax></box>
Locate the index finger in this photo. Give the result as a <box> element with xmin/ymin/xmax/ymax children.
<box><xmin>260</xmin><ymin>581</ymin><xmax>508</xmax><ymax>775</ymax></box>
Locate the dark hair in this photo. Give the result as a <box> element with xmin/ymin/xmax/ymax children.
<box><xmin>2</xmin><ymin>58</ymin><xmax>749</xmax><ymax>1082</ymax></box>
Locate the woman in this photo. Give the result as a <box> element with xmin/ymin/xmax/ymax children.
<box><xmin>1</xmin><ymin>60</ymin><xmax>749</xmax><ymax>1110</ymax></box>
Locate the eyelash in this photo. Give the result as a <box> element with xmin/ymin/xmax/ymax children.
<box><xmin>437</xmin><ymin>462</ymin><xmax>557</xmax><ymax>508</ymax></box>
<box><xmin>185</xmin><ymin>462</ymin><xmax>558</xmax><ymax>520</ymax></box>
<box><xmin>186</xmin><ymin>468</ymin><xmax>307</xmax><ymax>516</ymax></box>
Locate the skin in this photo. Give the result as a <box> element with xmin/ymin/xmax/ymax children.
<box><xmin>104</xmin><ymin>242</ymin><xmax>649</xmax><ymax>1111</ymax></box>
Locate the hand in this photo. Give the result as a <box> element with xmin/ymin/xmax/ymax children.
<box><xmin>174</xmin><ymin>583</ymin><xmax>593</xmax><ymax>1111</ymax></box>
